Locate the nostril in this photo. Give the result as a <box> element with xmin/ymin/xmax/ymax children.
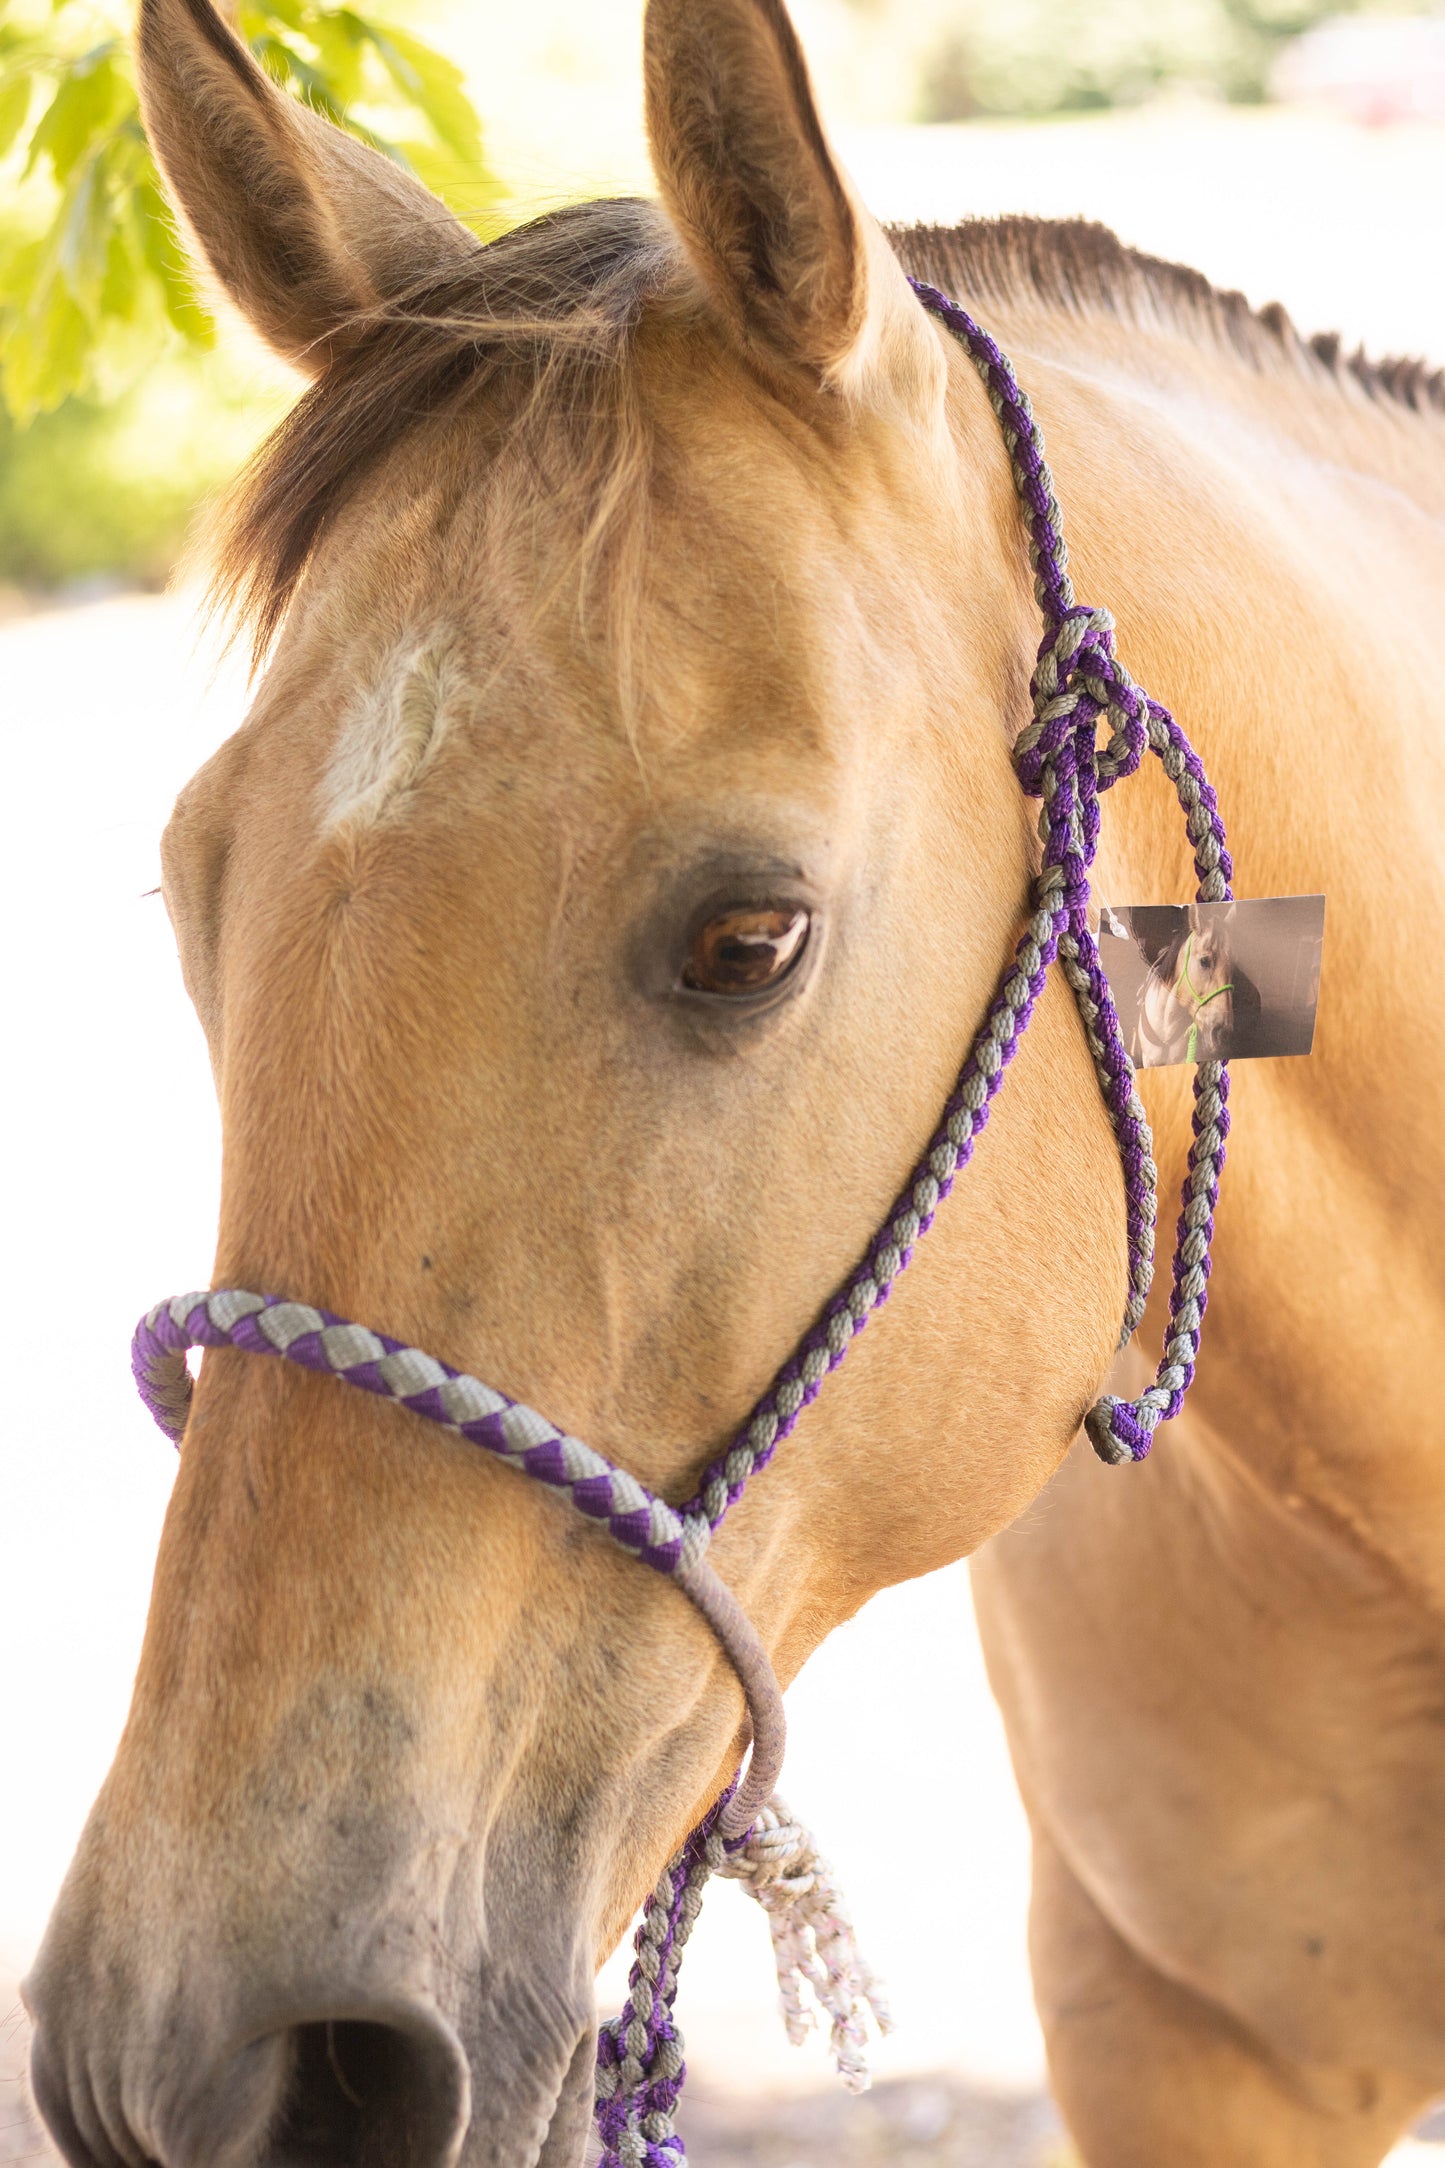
<box><xmin>260</xmin><ymin>2016</ymin><xmax>468</xmax><ymax>2168</ymax></box>
<box><xmin>267</xmin><ymin>2023</ymin><xmax>376</xmax><ymax>2164</ymax></box>
<box><xmin>29</xmin><ymin>2001</ymin><xmax>468</xmax><ymax>2168</ymax></box>
<box><xmin>270</xmin><ymin>2023</ymin><xmax>402</xmax><ymax>2164</ymax></box>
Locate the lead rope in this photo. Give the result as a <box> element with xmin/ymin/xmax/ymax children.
<box><xmin>131</xmin><ymin>285</ymin><xmax>1233</xmax><ymax>2168</ymax></box>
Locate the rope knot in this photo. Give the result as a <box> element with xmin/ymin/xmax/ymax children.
<box><xmin>1013</xmin><ymin>604</ymin><xmax>1146</xmax><ymax>802</ymax></box>
<box><xmin>718</xmin><ymin>1797</ymin><xmax>892</xmax><ymax>2095</ymax></box>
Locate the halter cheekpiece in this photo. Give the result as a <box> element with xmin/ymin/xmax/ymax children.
<box><xmin>132</xmin><ymin>281</ymin><xmax>1232</xmax><ymax>2166</ymax></box>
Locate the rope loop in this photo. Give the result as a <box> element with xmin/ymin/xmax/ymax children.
<box><xmin>907</xmin><ymin>276</ymin><xmax>1234</xmax><ymax>1463</ymax></box>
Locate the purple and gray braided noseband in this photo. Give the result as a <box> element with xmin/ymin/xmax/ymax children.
<box><xmin>132</xmin><ymin>284</ymin><xmax>1231</xmax><ymax>2166</ymax></box>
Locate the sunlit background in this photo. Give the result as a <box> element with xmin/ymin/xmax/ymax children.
<box><xmin>5</xmin><ymin>2</ymin><xmax>1445</xmax><ymax>2162</ymax></box>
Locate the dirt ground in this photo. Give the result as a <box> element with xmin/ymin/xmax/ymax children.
<box><xmin>680</xmin><ymin>2075</ymin><xmax>1066</xmax><ymax>2167</ymax></box>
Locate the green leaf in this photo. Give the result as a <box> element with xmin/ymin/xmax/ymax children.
<box><xmin>305</xmin><ymin>11</ymin><xmax>365</xmax><ymax>107</ymax></box>
<box><xmin>100</xmin><ymin>219</ymin><xmax>136</xmax><ymax>319</ymax></box>
<box><xmin>0</xmin><ymin>231</ymin><xmax>44</xmax><ymax>319</ymax></box>
<box><xmin>240</xmin><ymin>0</ymin><xmax>307</xmax><ymax>32</ymax></box>
<box><xmin>0</xmin><ymin>71</ymin><xmax>31</xmax><ymax>160</ymax></box>
<box><xmin>56</xmin><ymin>151</ymin><xmax>110</xmax><ymax>313</ymax></box>
<box><xmin>2</xmin><ymin>265</ymin><xmax>90</xmax><ymax>420</ymax></box>
<box><xmin>25</xmin><ymin>46</ymin><xmax>127</xmax><ymax>183</ymax></box>
<box><xmin>351</xmin><ymin>17</ymin><xmax>483</xmax><ymax>165</ymax></box>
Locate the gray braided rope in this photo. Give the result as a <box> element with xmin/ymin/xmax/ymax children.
<box><xmin>133</xmin><ymin>1291</ymin><xmax>787</xmax><ymax>1834</ymax></box>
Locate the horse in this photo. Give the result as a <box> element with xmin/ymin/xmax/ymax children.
<box><xmin>23</xmin><ymin>0</ymin><xmax>1445</xmax><ymax>2163</ymax></box>
<box><xmin>1130</xmin><ymin>904</ymin><xmax>1262</xmax><ymax>1066</ymax></box>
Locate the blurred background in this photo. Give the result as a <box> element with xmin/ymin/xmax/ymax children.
<box><xmin>5</xmin><ymin>2</ymin><xmax>1445</xmax><ymax>2163</ymax></box>
<box><xmin>6</xmin><ymin>0</ymin><xmax>1445</xmax><ymax>598</ymax></box>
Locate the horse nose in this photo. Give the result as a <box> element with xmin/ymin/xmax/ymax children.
<box><xmin>29</xmin><ymin>2000</ymin><xmax>471</xmax><ymax>2168</ymax></box>
<box><xmin>244</xmin><ymin>2014</ymin><xmax>471</xmax><ymax>2168</ymax></box>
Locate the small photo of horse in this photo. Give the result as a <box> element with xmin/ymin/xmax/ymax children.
<box><xmin>1097</xmin><ymin>896</ymin><xmax>1325</xmax><ymax>1068</ymax></box>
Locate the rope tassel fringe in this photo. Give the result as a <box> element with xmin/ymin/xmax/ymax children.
<box><xmin>719</xmin><ymin>1799</ymin><xmax>892</xmax><ymax>2093</ymax></box>
<box><xmin>595</xmin><ymin>1793</ymin><xmax>888</xmax><ymax>2168</ymax></box>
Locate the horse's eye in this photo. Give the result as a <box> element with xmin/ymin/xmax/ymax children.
<box><xmin>683</xmin><ymin>906</ymin><xmax>811</xmax><ymax>997</ymax></box>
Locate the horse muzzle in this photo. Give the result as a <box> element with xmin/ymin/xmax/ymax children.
<box><xmin>23</xmin><ymin>1817</ymin><xmax>599</xmax><ymax>2168</ymax></box>
<box><xmin>28</xmin><ymin>1995</ymin><xmax>472</xmax><ymax>2168</ymax></box>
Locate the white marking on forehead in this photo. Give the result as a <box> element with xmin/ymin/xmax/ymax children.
<box><xmin>317</xmin><ymin>637</ymin><xmax>459</xmax><ymax>833</ymax></box>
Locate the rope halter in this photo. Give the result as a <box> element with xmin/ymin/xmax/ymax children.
<box><xmin>130</xmin><ymin>281</ymin><xmax>1233</xmax><ymax>2166</ymax></box>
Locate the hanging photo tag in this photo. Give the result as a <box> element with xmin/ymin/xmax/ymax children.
<box><xmin>1096</xmin><ymin>896</ymin><xmax>1325</xmax><ymax>1068</ymax></box>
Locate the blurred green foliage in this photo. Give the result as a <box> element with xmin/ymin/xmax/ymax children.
<box><xmin>918</xmin><ymin>0</ymin><xmax>1436</xmax><ymax>119</ymax></box>
<box><xmin>0</xmin><ymin>346</ymin><xmax>287</xmax><ymax>586</ymax></box>
<box><xmin>0</xmin><ymin>0</ymin><xmax>499</xmax><ymax>423</ymax></box>
<box><xmin>0</xmin><ymin>0</ymin><xmax>1431</xmax><ymax>594</ymax></box>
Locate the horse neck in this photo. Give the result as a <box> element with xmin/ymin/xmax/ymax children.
<box><xmin>990</xmin><ymin>299</ymin><xmax>1445</xmax><ymax>1035</ymax></box>
<box><xmin>985</xmin><ymin>299</ymin><xmax>1445</xmax><ymax>1525</ymax></box>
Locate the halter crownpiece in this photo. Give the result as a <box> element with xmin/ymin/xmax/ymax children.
<box><xmin>132</xmin><ymin>283</ymin><xmax>1232</xmax><ymax>2165</ymax></box>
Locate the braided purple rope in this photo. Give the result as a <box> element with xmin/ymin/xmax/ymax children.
<box><xmin>134</xmin><ymin>1290</ymin><xmax>711</xmax><ymax>1572</ymax></box>
<box><xmin>134</xmin><ymin>1290</ymin><xmax>789</xmax><ymax>1841</ymax></box>
<box><xmin>130</xmin><ymin>283</ymin><xmax>1237</xmax><ymax>2165</ymax></box>
<box><xmin>929</xmin><ymin>279</ymin><xmax>1233</xmax><ymax>1460</ymax></box>
<box><xmin>678</xmin><ymin>284</ymin><xmax>1230</xmax><ymax>1499</ymax></box>
<box><xmin>594</xmin><ymin>1792</ymin><xmax>736</xmax><ymax>2168</ymax></box>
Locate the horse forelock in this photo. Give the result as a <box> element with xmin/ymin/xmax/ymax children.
<box><xmin>206</xmin><ymin>197</ymin><xmax>686</xmax><ymax>670</ymax></box>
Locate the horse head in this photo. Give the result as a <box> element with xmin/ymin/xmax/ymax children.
<box><xmin>24</xmin><ymin>3</ymin><xmax>1132</xmax><ymax>2162</ymax></box>
<box><xmin>1179</xmin><ymin>903</ymin><xmax>1246</xmax><ymax>1062</ymax></box>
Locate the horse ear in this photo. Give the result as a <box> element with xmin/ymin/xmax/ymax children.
<box><xmin>136</xmin><ymin>0</ymin><xmax>480</xmax><ymax>373</ymax></box>
<box><xmin>643</xmin><ymin>0</ymin><xmax>942</xmax><ymax>406</ymax></box>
